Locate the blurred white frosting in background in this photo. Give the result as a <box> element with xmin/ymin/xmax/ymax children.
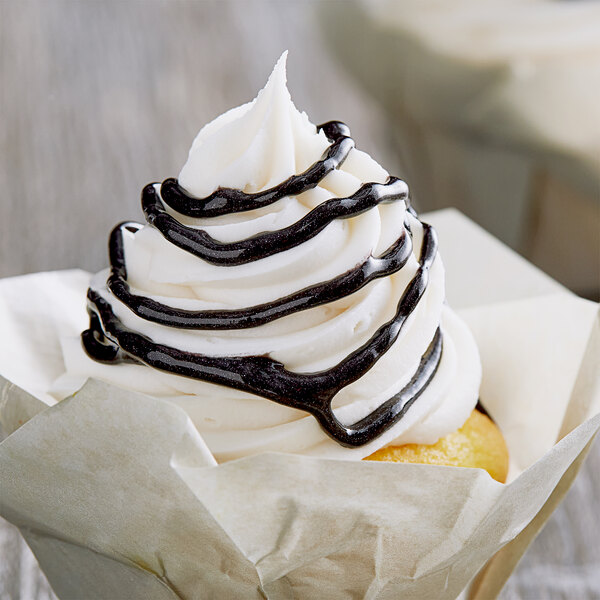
<box><xmin>321</xmin><ymin>0</ymin><xmax>600</xmax><ymax>297</ymax></box>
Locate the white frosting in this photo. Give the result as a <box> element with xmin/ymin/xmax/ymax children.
<box><xmin>53</xmin><ymin>53</ymin><xmax>481</xmax><ymax>462</ymax></box>
<box><xmin>179</xmin><ymin>52</ymin><xmax>332</xmax><ymax>199</ymax></box>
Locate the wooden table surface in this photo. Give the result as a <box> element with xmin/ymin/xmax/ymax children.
<box><xmin>0</xmin><ymin>1</ymin><xmax>598</xmax><ymax>598</ymax></box>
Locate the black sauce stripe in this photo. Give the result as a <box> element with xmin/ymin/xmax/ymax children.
<box><xmin>161</xmin><ymin>121</ymin><xmax>354</xmax><ymax>218</ymax></box>
<box><xmin>475</xmin><ymin>400</ymin><xmax>491</xmax><ymax>419</ymax></box>
<box><xmin>317</xmin><ymin>329</ymin><xmax>442</xmax><ymax>446</ymax></box>
<box><xmin>83</xmin><ymin>223</ymin><xmax>439</xmax><ymax>447</ymax></box>
<box><xmin>142</xmin><ymin>176</ymin><xmax>408</xmax><ymax>266</ymax></box>
<box><xmin>81</xmin><ymin>312</ymin><xmax>120</xmax><ymax>363</ymax></box>
<box><xmin>104</xmin><ymin>221</ymin><xmax>414</xmax><ymax>330</ymax></box>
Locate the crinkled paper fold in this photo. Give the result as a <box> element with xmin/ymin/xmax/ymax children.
<box><xmin>0</xmin><ymin>269</ymin><xmax>598</xmax><ymax>600</ymax></box>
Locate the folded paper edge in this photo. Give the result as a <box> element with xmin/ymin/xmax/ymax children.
<box><xmin>559</xmin><ymin>306</ymin><xmax>600</xmax><ymax>440</ymax></box>
<box><xmin>469</xmin><ymin>431</ymin><xmax>599</xmax><ymax>600</ymax></box>
<box><xmin>0</xmin><ymin>375</ymin><xmax>49</xmax><ymax>442</ymax></box>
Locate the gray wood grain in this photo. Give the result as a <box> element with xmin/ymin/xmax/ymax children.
<box><xmin>0</xmin><ymin>1</ymin><xmax>598</xmax><ymax>599</ymax></box>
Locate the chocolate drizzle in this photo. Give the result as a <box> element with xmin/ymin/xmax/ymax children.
<box><xmin>160</xmin><ymin>121</ymin><xmax>354</xmax><ymax>218</ymax></box>
<box><xmin>142</xmin><ymin>176</ymin><xmax>408</xmax><ymax>266</ymax></box>
<box><xmin>104</xmin><ymin>221</ymin><xmax>413</xmax><ymax>329</ymax></box>
<box><xmin>82</xmin><ymin>121</ymin><xmax>443</xmax><ymax>447</ymax></box>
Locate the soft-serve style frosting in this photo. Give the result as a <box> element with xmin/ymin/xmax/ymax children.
<box><xmin>53</xmin><ymin>53</ymin><xmax>481</xmax><ymax>462</ymax></box>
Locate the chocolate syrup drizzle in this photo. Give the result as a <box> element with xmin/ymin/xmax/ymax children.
<box><xmin>104</xmin><ymin>221</ymin><xmax>413</xmax><ymax>329</ymax></box>
<box><xmin>82</xmin><ymin>121</ymin><xmax>443</xmax><ymax>448</ymax></box>
<box><xmin>160</xmin><ymin>121</ymin><xmax>354</xmax><ymax>218</ymax></box>
<box><xmin>142</xmin><ymin>176</ymin><xmax>407</xmax><ymax>265</ymax></box>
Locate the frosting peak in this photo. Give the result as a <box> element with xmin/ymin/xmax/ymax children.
<box><xmin>178</xmin><ymin>51</ymin><xmax>330</xmax><ymax>198</ymax></box>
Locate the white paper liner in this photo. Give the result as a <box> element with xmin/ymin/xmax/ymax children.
<box><xmin>0</xmin><ymin>269</ymin><xmax>598</xmax><ymax>599</ymax></box>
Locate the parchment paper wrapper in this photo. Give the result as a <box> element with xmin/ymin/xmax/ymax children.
<box><xmin>1</xmin><ymin>268</ymin><xmax>598</xmax><ymax>600</ymax></box>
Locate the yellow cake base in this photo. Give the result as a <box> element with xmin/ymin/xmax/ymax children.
<box><xmin>364</xmin><ymin>409</ymin><xmax>509</xmax><ymax>483</ymax></box>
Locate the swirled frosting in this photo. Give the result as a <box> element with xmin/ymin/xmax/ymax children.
<box><xmin>53</xmin><ymin>53</ymin><xmax>481</xmax><ymax>461</ymax></box>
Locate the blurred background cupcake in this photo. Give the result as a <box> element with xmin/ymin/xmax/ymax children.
<box><xmin>321</xmin><ymin>0</ymin><xmax>600</xmax><ymax>299</ymax></box>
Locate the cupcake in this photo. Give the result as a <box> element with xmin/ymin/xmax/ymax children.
<box><xmin>51</xmin><ymin>52</ymin><xmax>507</xmax><ymax>480</ymax></box>
<box><xmin>1</xmin><ymin>53</ymin><xmax>597</xmax><ymax>600</ymax></box>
